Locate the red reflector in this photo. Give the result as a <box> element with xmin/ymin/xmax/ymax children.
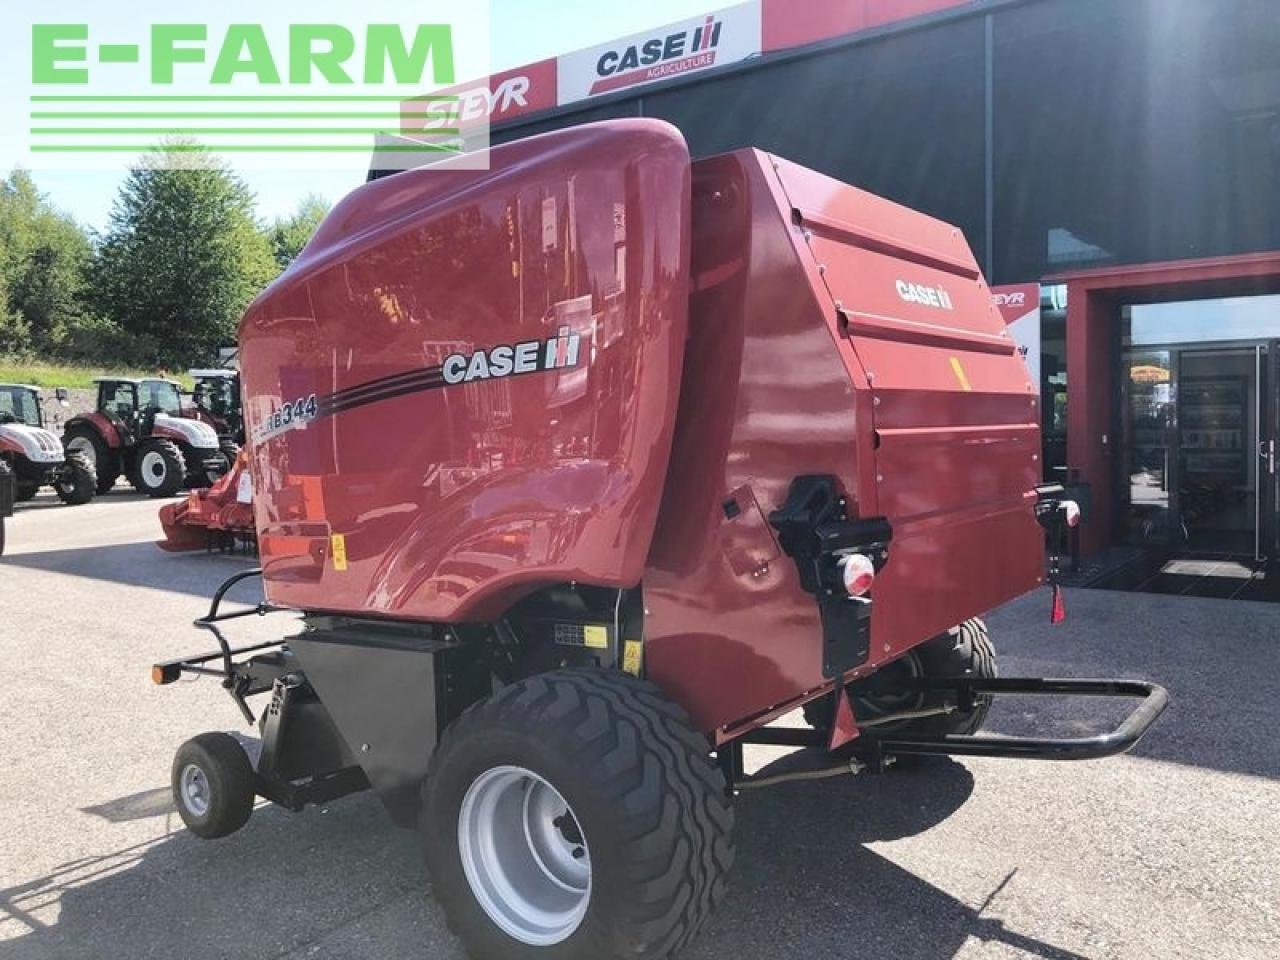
<box><xmin>840</xmin><ymin>553</ymin><xmax>875</xmax><ymax>596</ymax></box>
<box><xmin>1051</xmin><ymin>583</ymin><xmax>1066</xmax><ymax>624</ymax></box>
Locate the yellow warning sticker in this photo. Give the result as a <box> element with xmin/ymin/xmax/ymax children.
<box><xmin>583</xmin><ymin>625</ymin><xmax>609</xmax><ymax>649</ymax></box>
<box><xmin>622</xmin><ymin>640</ymin><xmax>644</xmax><ymax>676</ymax></box>
<box><xmin>330</xmin><ymin>533</ymin><xmax>348</xmax><ymax>571</ymax></box>
<box><xmin>949</xmin><ymin>356</ymin><xmax>973</xmax><ymax>392</ymax></box>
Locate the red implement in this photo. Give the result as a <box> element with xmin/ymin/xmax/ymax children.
<box><xmin>157</xmin><ymin>449</ymin><xmax>255</xmax><ymax>552</ymax></box>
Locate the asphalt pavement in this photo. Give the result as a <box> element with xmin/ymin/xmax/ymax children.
<box><xmin>1</xmin><ymin>489</ymin><xmax>1277</xmax><ymax>959</ymax></box>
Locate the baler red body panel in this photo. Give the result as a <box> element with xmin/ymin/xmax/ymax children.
<box><xmin>239</xmin><ymin>120</ymin><xmax>690</xmax><ymax>621</ymax></box>
<box><xmin>239</xmin><ymin>119</ymin><xmax>1043</xmax><ymax>738</ymax></box>
<box><xmin>643</xmin><ymin>150</ymin><xmax>1043</xmax><ymax>734</ymax></box>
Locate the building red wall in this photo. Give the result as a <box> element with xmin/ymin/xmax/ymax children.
<box><xmin>762</xmin><ymin>0</ymin><xmax>975</xmax><ymax>52</ymax></box>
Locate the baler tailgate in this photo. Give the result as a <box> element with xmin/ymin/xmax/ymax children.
<box><xmin>768</xmin><ymin>155</ymin><xmax>1044</xmax><ymax>656</ymax></box>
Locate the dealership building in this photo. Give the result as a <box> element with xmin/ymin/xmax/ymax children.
<box><xmin>384</xmin><ymin>0</ymin><xmax>1280</xmax><ymax>564</ymax></box>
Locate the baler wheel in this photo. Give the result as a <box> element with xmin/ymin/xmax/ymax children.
<box><xmin>131</xmin><ymin>439</ymin><xmax>185</xmax><ymax>497</ymax></box>
<box><xmin>171</xmin><ymin>732</ymin><xmax>256</xmax><ymax>839</ymax></box>
<box><xmin>54</xmin><ymin>451</ymin><xmax>96</xmax><ymax>505</ymax></box>
<box><xmin>805</xmin><ymin>618</ymin><xmax>997</xmax><ymax>738</ymax></box>
<box><xmin>422</xmin><ymin>669</ymin><xmax>735</xmax><ymax>960</ymax></box>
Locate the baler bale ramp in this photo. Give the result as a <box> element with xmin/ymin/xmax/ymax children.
<box><xmin>153</xmin><ymin>119</ymin><xmax>1167</xmax><ymax>960</ymax></box>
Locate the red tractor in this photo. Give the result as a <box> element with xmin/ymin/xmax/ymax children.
<box><xmin>154</xmin><ymin>121</ymin><xmax>1166</xmax><ymax>960</ymax></box>
<box><xmin>63</xmin><ymin>377</ymin><xmax>228</xmax><ymax>497</ymax></box>
<box><xmin>0</xmin><ymin>383</ymin><xmax>95</xmax><ymax>505</ymax></box>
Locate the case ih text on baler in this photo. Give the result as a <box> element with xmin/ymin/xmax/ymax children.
<box><xmin>151</xmin><ymin>120</ymin><xmax>1167</xmax><ymax>960</ymax></box>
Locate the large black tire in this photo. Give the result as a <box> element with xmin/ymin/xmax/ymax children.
<box><xmin>171</xmin><ymin>732</ymin><xmax>256</xmax><ymax>839</ymax></box>
<box><xmin>64</xmin><ymin>425</ymin><xmax>117</xmax><ymax>495</ymax></box>
<box><xmin>53</xmin><ymin>451</ymin><xmax>96</xmax><ymax>505</ymax></box>
<box><xmin>219</xmin><ymin>440</ymin><xmax>241</xmax><ymax>464</ymax></box>
<box><xmin>202</xmin><ymin>450</ymin><xmax>231</xmax><ymax>487</ymax></box>
<box><xmin>804</xmin><ymin>618</ymin><xmax>997</xmax><ymax>737</ymax></box>
<box><xmin>423</xmin><ymin>669</ymin><xmax>735</xmax><ymax>960</ymax></box>
<box><xmin>130</xmin><ymin>438</ymin><xmax>185</xmax><ymax>497</ymax></box>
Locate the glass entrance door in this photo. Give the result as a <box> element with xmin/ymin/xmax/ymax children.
<box><xmin>1177</xmin><ymin>349</ymin><xmax>1259</xmax><ymax>556</ymax></box>
<box><xmin>1121</xmin><ymin>345</ymin><xmax>1269</xmax><ymax>559</ymax></box>
<box><xmin>1121</xmin><ymin>349</ymin><xmax>1175</xmax><ymax>546</ymax></box>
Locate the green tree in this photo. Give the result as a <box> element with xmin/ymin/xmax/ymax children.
<box><xmin>92</xmin><ymin>140</ymin><xmax>277</xmax><ymax>367</ymax></box>
<box><xmin>0</xmin><ymin>169</ymin><xmax>94</xmax><ymax>353</ymax></box>
<box><xmin>269</xmin><ymin>192</ymin><xmax>331</xmax><ymax>269</ymax></box>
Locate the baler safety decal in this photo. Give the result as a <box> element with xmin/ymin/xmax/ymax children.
<box><xmin>251</xmin><ymin>326</ymin><xmax>583</xmax><ymax>444</ymax></box>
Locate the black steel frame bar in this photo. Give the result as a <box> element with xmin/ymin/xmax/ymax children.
<box><xmin>737</xmin><ymin>677</ymin><xmax>1168</xmax><ymax>762</ymax></box>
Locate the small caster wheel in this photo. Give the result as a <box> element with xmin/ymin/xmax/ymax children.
<box><xmin>172</xmin><ymin>732</ymin><xmax>256</xmax><ymax>838</ymax></box>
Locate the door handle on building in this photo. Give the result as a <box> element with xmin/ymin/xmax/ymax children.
<box><xmin>1260</xmin><ymin>440</ymin><xmax>1276</xmax><ymax>475</ymax></box>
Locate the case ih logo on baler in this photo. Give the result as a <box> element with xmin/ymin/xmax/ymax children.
<box><xmin>252</xmin><ymin>326</ymin><xmax>583</xmax><ymax>444</ymax></box>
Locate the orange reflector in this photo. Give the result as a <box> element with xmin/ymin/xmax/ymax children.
<box><xmin>151</xmin><ymin>665</ymin><xmax>167</xmax><ymax>685</ymax></box>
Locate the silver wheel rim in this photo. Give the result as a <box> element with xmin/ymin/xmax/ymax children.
<box><xmin>179</xmin><ymin>763</ymin><xmax>211</xmax><ymax>817</ymax></box>
<box><xmin>140</xmin><ymin>450</ymin><xmax>167</xmax><ymax>487</ymax></box>
<box><xmin>66</xmin><ymin>436</ymin><xmax>95</xmax><ymax>470</ymax></box>
<box><xmin>457</xmin><ymin>765</ymin><xmax>590</xmax><ymax>946</ymax></box>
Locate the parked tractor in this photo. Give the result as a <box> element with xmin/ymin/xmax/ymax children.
<box><xmin>64</xmin><ymin>377</ymin><xmax>227</xmax><ymax>497</ymax></box>
<box><xmin>0</xmin><ymin>459</ymin><xmax>12</xmax><ymax>554</ymax></box>
<box><xmin>186</xmin><ymin>368</ymin><xmax>244</xmax><ymax>455</ymax></box>
<box><xmin>154</xmin><ymin>121</ymin><xmax>1166</xmax><ymax>960</ymax></box>
<box><xmin>0</xmin><ymin>383</ymin><xmax>95</xmax><ymax>505</ymax></box>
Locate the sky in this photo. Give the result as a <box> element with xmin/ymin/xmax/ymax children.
<box><xmin>2</xmin><ymin>0</ymin><xmax>715</xmax><ymax>231</ymax></box>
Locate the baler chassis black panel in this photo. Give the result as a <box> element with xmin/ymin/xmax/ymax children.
<box><xmin>287</xmin><ymin>620</ymin><xmax>451</xmax><ymax>828</ymax></box>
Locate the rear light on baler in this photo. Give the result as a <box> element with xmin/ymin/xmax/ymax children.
<box><xmin>1063</xmin><ymin>500</ymin><xmax>1081</xmax><ymax>528</ymax></box>
<box><xmin>839</xmin><ymin>553</ymin><xmax>876</xmax><ymax>597</ymax></box>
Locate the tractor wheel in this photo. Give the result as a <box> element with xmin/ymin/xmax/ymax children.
<box><xmin>64</xmin><ymin>426</ymin><xmax>116</xmax><ymax>494</ymax></box>
<box><xmin>204</xmin><ymin>450</ymin><xmax>231</xmax><ymax>487</ymax></box>
<box><xmin>219</xmin><ymin>440</ymin><xmax>241</xmax><ymax>464</ymax></box>
<box><xmin>131</xmin><ymin>439</ymin><xmax>185</xmax><ymax>497</ymax></box>
<box><xmin>172</xmin><ymin>732</ymin><xmax>256</xmax><ymax>839</ymax></box>
<box><xmin>423</xmin><ymin>669</ymin><xmax>735</xmax><ymax>960</ymax></box>
<box><xmin>804</xmin><ymin>618</ymin><xmax>996</xmax><ymax>737</ymax></box>
<box><xmin>15</xmin><ymin>483</ymin><xmax>38</xmax><ymax>502</ymax></box>
<box><xmin>53</xmin><ymin>451</ymin><xmax>96</xmax><ymax>505</ymax></box>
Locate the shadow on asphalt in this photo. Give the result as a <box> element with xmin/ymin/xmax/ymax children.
<box><xmin>986</xmin><ymin>590</ymin><xmax>1280</xmax><ymax>781</ymax></box>
<box><xmin>0</xmin><ymin>540</ymin><xmax>259</xmax><ymax>602</ymax></box>
<box><xmin>11</xmin><ymin>489</ymin><xmax>157</xmax><ymax>512</ymax></box>
<box><xmin>0</xmin><ymin>756</ymin><xmax>1085</xmax><ymax>960</ymax></box>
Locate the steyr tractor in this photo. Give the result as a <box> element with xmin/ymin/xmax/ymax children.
<box><xmin>186</xmin><ymin>369</ymin><xmax>245</xmax><ymax>455</ymax></box>
<box><xmin>153</xmin><ymin>121</ymin><xmax>1167</xmax><ymax>960</ymax></box>
<box><xmin>0</xmin><ymin>458</ymin><xmax>13</xmax><ymax>554</ymax></box>
<box><xmin>0</xmin><ymin>383</ymin><xmax>95</xmax><ymax>505</ymax></box>
<box><xmin>64</xmin><ymin>377</ymin><xmax>228</xmax><ymax>497</ymax></box>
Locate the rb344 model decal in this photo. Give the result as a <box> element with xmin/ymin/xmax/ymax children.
<box><xmin>252</xmin><ymin>326</ymin><xmax>583</xmax><ymax>444</ymax></box>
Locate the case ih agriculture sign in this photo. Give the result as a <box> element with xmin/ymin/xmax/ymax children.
<box><xmin>397</xmin><ymin>1</ymin><xmax>979</xmax><ymax>128</ymax></box>
<box><xmin>558</xmin><ymin>4</ymin><xmax>761</xmax><ymax>100</ymax></box>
